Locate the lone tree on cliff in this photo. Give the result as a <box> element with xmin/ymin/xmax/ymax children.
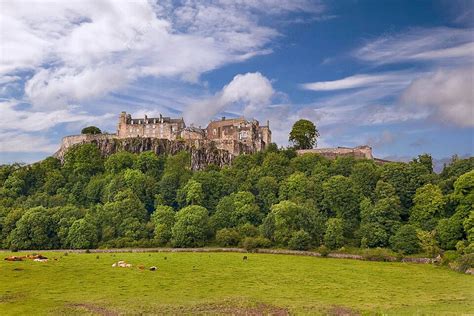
<box><xmin>289</xmin><ymin>119</ymin><xmax>319</xmax><ymax>149</ymax></box>
<box><xmin>81</xmin><ymin>126</ymin><xmax>102</xmax><ymax>135</ymax></box>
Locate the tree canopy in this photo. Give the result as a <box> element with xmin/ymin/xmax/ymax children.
<box><xmin>0</xmin><ymin>140</ymin><xmax>472</xmax><ymax>256</ymax></box>
<box><xmin>289</xmin><ymin>119</ymin><xmax>319</xmax><ymax>149</ymax></box>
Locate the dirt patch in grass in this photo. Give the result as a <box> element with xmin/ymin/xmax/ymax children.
<box><xmin>0</xmin><ymin>293</ymin><xmax>26</xmax><ymax>303</ymax></box>
<box><xmin>326</xmin><ymin>305</ymin><xmax>360</xmax><ymax>316</ymax></box>
<box><xmin>68</xmin><ymin>303</ymin><xmax>119</xmax><ymax>316</ymax></box>
<box><xmin>146</xmin><ymin>301</ymin><xmax>289</xmax><ymax>315</ymax></box>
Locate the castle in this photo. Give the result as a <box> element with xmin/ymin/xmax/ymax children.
<box><xmin>54</xmin><ymin>111</ymin><xmax>384</xmax><ymax>168</ymax></box>
<box><xmin>117</xmin><ymin>112</ymin><xmax>271</xmax><ymax>155</ymax></box>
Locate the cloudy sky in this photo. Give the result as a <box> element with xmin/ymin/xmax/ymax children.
<box><xmin>0</xmin><ymin>0</ymin><xmax>473</xmax><ymax>164</ymax></box>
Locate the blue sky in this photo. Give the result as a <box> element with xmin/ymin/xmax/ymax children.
<box><xmin>0</xmin><ymin>0</ymin><xmax>473</xmax><ymax>164</ymax></box>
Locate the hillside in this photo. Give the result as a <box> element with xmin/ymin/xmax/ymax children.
<box><xmin>1</xmin><ymin>143</ymin><xmax>473</xmax><ymax>268</ymax></box>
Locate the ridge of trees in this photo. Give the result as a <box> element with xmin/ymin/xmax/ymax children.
<box><xmin>1</xmin><ymin>144</ymin><xmax>472</xmax><ymax>255</ymax></box>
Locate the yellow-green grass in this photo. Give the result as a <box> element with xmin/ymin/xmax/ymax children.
<box><xmin>0</xmin><ymin>251</ymin><xmax>472</xmax><ymax>315</ymax></box>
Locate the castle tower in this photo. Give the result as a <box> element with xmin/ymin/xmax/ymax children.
<box><xmin>118</xmin><ymin>111</ymin><xmax>128</xmax><ymax>138</ymax></box>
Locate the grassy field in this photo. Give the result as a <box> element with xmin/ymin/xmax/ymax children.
<box><xmin>0</xmin><ymin>251</ymin><xmax>472</xmax><ymax>315</ymax></box>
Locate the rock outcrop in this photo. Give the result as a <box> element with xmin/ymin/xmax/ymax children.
<box><xmin>53</xmin><ymin>134</ymin><xmax>254</xmax><ymax>170</ymax></box>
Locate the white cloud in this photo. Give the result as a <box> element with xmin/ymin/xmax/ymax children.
<box><xmin>301</xmin><ymin>72</ymin><xmax>411</xmax><ymax>91</ymax></box>
<box><xmin>0</xmin><ymin>101</ymin><xmax>115</xmax><ymax>132</ymax></box>
<box><xmin>0</xmin><ymin>131</ymin><xmax>57</xmax><ymax>153</ymax></box>
<box><xmin>184</xmin><ymin>72</ymin><xmax>274</xmax><ymax>125</ymax></box>
<box><xmin>1</xmin><ymin>0</ymin><xmax>318</xmax><ymax>110</ymax></box>
<box><xmin>355</xmin><ymin>27</ymin><xmax>474</xmax><ymax>65</ymax></box>
<box><xmin>400</xmin><ymin>67</ymin><xmax>474</xmax><ymax>127</ymax></box>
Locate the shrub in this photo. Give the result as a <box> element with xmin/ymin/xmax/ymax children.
<box><xmin>237</xmin><ymin>223</ymin><xmax>259</xmax><ymax>238</ymax></box>
<box><xmin>389</xmin><ymin>225</ymin><xmax>421</xmax><ymax>254</ymax></box>
<box><xmin>324</xmin><ymin>218</ymin><xmax>344</xmax><ymax>250</ymax></box>
<box><xmin>318</xmin><ymin>245</ymin><xmax>329</xmax><ymax>257</ymax></box>
<box><xmin>452</xmin><ymin>253</ymin><xmax>474</xmax><ymax>273</ymax></box>
<box><xmin>362</xmin><ymin>247</ymin><xmax>394</xmax><ymax>262</ymax></box>
<box><xmin>288</xmin><ymin>230</ymin><xmax>311</xmax><ymax>250</ymax></box>
<box><xmin>241</xmin><ymin>237</ymin><xmax>271</xmax><ymax>252</ymax></box>
<box><xmin>215</xmin><ymin>228</ymin><xmax>241</xmax><ymax>247</ymax></box>
<box><xmin>441</xmin><ymin>250</ymin><xmax>459</xmax><ymax>266</ymax></box>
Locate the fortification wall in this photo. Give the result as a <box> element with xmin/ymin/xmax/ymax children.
<box><xmin>296</xmin><ymin>146</ymin><xmax>374</xmax><ymax>160</ymax></box>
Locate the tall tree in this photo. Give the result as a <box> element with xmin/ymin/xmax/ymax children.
<box><xmin>81</xmin><ymin>126</ymin><xmax>102</xmax><ymax>134</ymax></box>
<box><xmin>289</xmin><ymin>119</ymin><xmax>319</xmax><ymax>149</ymax></box>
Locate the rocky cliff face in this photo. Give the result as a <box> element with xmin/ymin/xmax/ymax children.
<box><xmin>53</xmin><ymin>134</ymin><xmax>253</xmax><ymax>170</ymax></box>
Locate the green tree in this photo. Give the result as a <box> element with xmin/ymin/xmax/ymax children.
<box><xmin>211</xmin><ymin>191</ymin><xmax>262</xmax><ymax>230</ymax></box>
<box><xmin>410</xmin><ymin>184</ymin><xmax>445</xmax><ymax>231</ymax></box>
<box><xmin>81</xmin><ymin>126</ymin><xmax>101</xmax><ymax>134</ymax></box>
<box><xmin>178</xmin><ymin>179</ymin><xmax>204</xmax><ymax>206</ymax></box>
<box><xmin>66</xmin><ymin>217</ymin><xmax>98</xmax><ymax>249</ymax></box>
<box><xmin>279</xmin><ymin>172</ymin><xmax>315</xmax><ymax>204</ymax></box>
<box><xmin>289</xmin><ymin>119</ymin><xmax>319</xmax><ymax>149</ymax></box>
<box><xmin>322</xmin><ymin>175</ymin><xmax>360</xmax><ymax>234</ymax></box>
<box><xmin>261</xmin><ymin>152</ymin><xmax>290</xmax><ymax>181</ymax></box>
<box><xmin>256</xmin><ymin>176</ymin><xmax>279</xmax><ymax>213</ymax></box>
<box><xmin>63</xmin><ymin>144</ymin><xmax>104</xmax><ymax>177</ymax></box>
<box><xmin>215</xmin><ymin>228</ymin><xmax>241</xmax><ymax>247</ymax></box>
<box><xmin>288</xmin><ymin>230</ymin><xmax>312</xmax><ymax>250</ymax></box>
<box><xmin>171</xmin><ymin>205</ymin><xmax>210</xmax><ymax>247</ymax></box>
<box><xmin>105</xmin><ymin>151</ymin><xmax>136</xmax><ymax>174</ymax></box>
<box><xmin>268</xmin><ymin>200</ymin><xmax>325</xmax><ymax>247</ymax></box>
<box><xmin>351</xmin><ymin>161</ymin><xmax>380</xmax><ymax>198</ymax></box>
<box><xmin>389</xmin><ymin>224</ymin><xmax>421</xmax><ymax>254</ymax></box>
<box><xmin>7</xmin><ymin>206</ymin><xmax>58</xmax><ymax>250</ymax></box>
<box><xmin>151</xmin><ymin>205</ymin><xmax>175</xmax><ymax>245</ymax></box>
<box><xmin>324</xmin><ymin>218</ymin><xmax>344</xmax><ymax>250</ymax></box>
<box><xmin>134</xmin><ymin>151</ymin><xmax>164</xmax><ymax>179</ymax></box>
<box><xmin>436</xmin><ymin>217</ymin><xmax>464</xmax><ymax>250</ymax></box>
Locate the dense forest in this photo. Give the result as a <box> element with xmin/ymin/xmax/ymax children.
<box><xmin>0</xmin><ymin>137</ymin><xmax>473</xmax><ymax>259</ymax></box>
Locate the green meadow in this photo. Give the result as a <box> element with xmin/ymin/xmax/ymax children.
<box><xmin>0</xmin><ymin>251</ymin><xmax>472</xmax><ymax>315</ymax></box>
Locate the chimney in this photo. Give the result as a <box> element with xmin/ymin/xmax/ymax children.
<box><xmin>267</xmin><ymin>120</ymin><xmax>269</xmax><ymax>128</ymax></box>
<box><xmin>222</xmin><ymin>116</ymin><xmax>226</xmax><ymax>121</ymax></box>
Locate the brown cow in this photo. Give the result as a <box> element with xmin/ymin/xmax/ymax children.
<box><xmin>4</xmin><ymin>256</ymin><xmax>23</xmax><ymax>261</ymax></box>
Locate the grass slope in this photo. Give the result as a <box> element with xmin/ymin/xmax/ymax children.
<box><xmin>0</xmin><ymin>251</ymin><xmax>472</xmax><ymax>315</ymax></box>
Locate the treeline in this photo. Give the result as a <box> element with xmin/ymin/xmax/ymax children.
<box><xmin>0</xmin><ymin>144</ymin><xmax>473</xmax><ymax>257</ymax></box>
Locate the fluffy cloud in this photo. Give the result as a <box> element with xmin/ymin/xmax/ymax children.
<box><xmin>184</xmin><ymin>72</ymin><xmax>274</xmax><ymax>125</ymax></box>
<box><xmin>1</xmin><ymin>0</ymin><xmax>317</xmax><ymax>110</ymax></box>
<box><xmin>401</xmin><ymin>67</ymin><xmax>474</xmax><ymax>127</ymax></box>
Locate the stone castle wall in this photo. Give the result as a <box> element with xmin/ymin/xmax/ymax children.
<box><xmin>296</xmin><ymin>146</ymin><xmax>374</xmax><ymax>160</ymax></box>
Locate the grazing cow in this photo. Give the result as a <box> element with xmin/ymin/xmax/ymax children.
<box><xmin>149</xmin><ymin>266</ymin><xmax>157</xmax><ymax>271</ymax></box>
<box><xmin>33</xmin><ymin>258</ymin><xmax>48</xmax><ymax>262</ymax></box>
<box><xmin>243</xmin><ymin>256</ymin><xmax>248</xmax><ymax>260</ymax></box>
<box><xmin>4</xmin><ymin>256</ymin><xmax>22</xmax><ymax>261</ymax></box>
<box><xmin>138</xmin><ymin>264</ymin><xmax>145</xmax><ymax>270</ymax></box>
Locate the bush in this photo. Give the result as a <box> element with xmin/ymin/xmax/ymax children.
<box><xmin>237</xmin><ymin>223</ymin><xmax>259</xmax><ymax>238</ymax></box>
<box><xmin>452</xmin><ymin>253</ymin><xmax>474</xmax><ymax>273</ymax></box>
<box><xmin>215</xmin><ymin>228</ymin><xmax>241</xmax><ymax>247</ymax></box>
<box><xmin>241</xmin><ymin>237</ymin><xmax>271</xmax><ymax>252</ymax></box>
<box><xmin>288</xmin><ymin>230</ymin><xmax>311</xmax><ymax>250</ymax></box>
<box><xmin>441</xmin><ymin>250</ymin><xmax>459</xmax><ymax>266</ymax></box>
<box><xmin>362</xmin><ymin>247</ymin><xmax>395</xmax><ymax>262</ymax></box>
<box><xmin>318</xmin><ymin>245</ymin><xmax>329</xmax><ymax>257</ymax></box>
<box><xmin>324</xmin><ymin>218</ymin><xmax>344</xmax><ymax>250</ymax></box>
<box><xmin>389</xmin><ymin>225</ymin><xmax>421</xmax><ymax>254</ymax></box>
